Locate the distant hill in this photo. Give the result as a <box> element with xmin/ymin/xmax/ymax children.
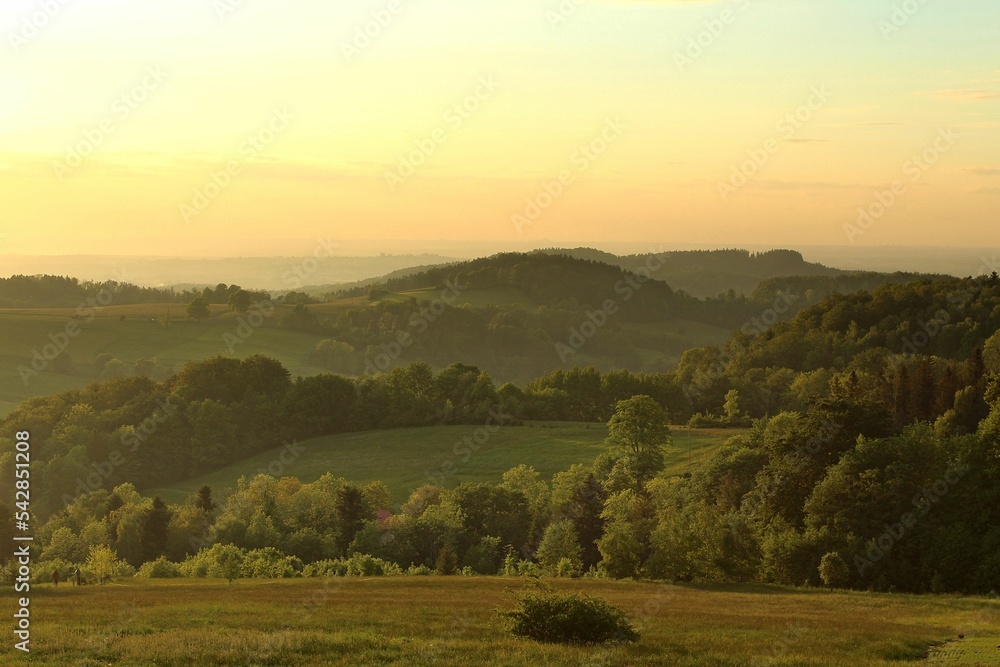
<box><xmin>539</xmin><ymin>247</ymin><xmax>841</xmax><ymax>298</ymax></box>
<box><xmin>317</xmin><ymin>247</ymin><xmax>947</xmax><ymax>303</ymax></box>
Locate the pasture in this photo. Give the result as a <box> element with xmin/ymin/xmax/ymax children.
<box><xmin>1</xmin><ymin>577</ymin><xmax>996</xmax><ymax>666</ymax></box>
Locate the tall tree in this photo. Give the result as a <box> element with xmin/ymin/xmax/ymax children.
<box><xmin>186</xmin><ymin>297</ymin><xmax>211</xmax><ymax>320</ymax></box>
<box><xmin>140</xmin><ymin>496</ymin><xmax>172</xmax><ymax>563</ymax></box>
<box><xmin>195</xmin><ymin>485</ymin><xmax>216</xmax><ymax>514</ymax></box>
<box><xmin>334</xmin><ymin>485</ymin><xmax>370</xmax><ymax>554</ymax></box>
<box><xmin>605</xmin><ymin>395</ymin><xmax>672</xmax><ymax>491</ymax></box>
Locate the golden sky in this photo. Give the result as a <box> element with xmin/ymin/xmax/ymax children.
<box><xmin>1</xmin><ymin>0</ymin><xmax>998</xmax><ymax>256</ymax></box>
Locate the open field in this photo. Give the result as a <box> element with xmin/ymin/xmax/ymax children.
<box><xmin>144</xmin><ymin>423</ymin><xmax>741</xmax><ymax>505</ymax></box>
<box><xmin>2</xmin><ymin>577</ymin><xmax>996</xmax><ymax>666</ymax></box>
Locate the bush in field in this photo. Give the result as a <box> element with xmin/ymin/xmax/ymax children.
<box><xmin>556</xmin><ymin>557</ymin><xmax>582</xmax><ymax>578</ymax></box>
<box><xmin>302</xmin><ymin>553</ymin><xmax>402</xmax><ymax>577</ymax></box>
<box><xmin>495</xmin><ymin>581</ymin><xmax>639</xmax><ymax>645</ymax></box>
<box><xmin>406</xmin><ymin>564</ymin><xmax>433</xmax><ymax>576</ymax></box>
<box><xmin>241</xmin><ymin>548</ymin><xmax>303</xmax><ymax>578</ymax></box>
<box><xmin>86</xmin><ymin>545</ymin><xmax>135</xmax><ymax>584</ymax></box>
<box><xmin>819</xmin><ymin>552</ymin><xmax>849</xmax><ymax>589</ymax></box>
<box><xmin>502</xmin><ymin>552</ymin><xmax>542</xmax><ymax>578</ymax></box>
<box><xmin>179</xmin><ymin>544</ymin><xmax>246</xmax><ymax>581</ymax></box>
<box><xmin>136</xmin><ymin>557</ymin><xmax>182</xmax><ymax>579</ymax></box>
<box><xmin>342</xmin><ymin>553</ymin><xmax>402</xmax><ymax>576</ymax></box>
<box><xmin>302</xmin><ymin>559</ymin><xmax>347</xmax><ymax>578</ymax></box>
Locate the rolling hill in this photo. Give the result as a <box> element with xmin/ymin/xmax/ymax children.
<box><xmin>143</xmin><ymin>422</ymin><xmax>740</xmax><ymax>506</ymax></box>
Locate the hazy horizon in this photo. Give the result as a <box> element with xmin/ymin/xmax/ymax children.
<box><xmin>3</xmin><ymin>243</ymin><xmax>998</xmax><ymax>290</ymax></box>
<box><xmin>2</xmin><ymin>1</ymin><xmax>998</xmax><ymax>258</ymax></box>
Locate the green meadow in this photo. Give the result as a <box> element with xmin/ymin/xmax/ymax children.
<box><xmin>2</xmin><ymin>577</ymin><xmax>996</xmax><ymax>666</ymax></box>
<box><xmin>144</xmin><ymin>423</ymin><xmax>740</xmax><ymax>505</ymax></box>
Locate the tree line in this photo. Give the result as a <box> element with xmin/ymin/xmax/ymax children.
<box><xmin>3</xmin><ymin>391</ymin><xmax>999</xmax><ymax>594</ymax></box>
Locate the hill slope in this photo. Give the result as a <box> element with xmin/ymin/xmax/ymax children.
<box><xmin>143</xmin><ymin>423</ymin><xmax>738</xmax><ymax>505</ymax></box>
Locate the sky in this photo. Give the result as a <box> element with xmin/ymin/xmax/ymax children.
<box><xmin>0</xmin><ymin>0</ymin><xmax>998</xmax><ymax>257</ymax></box>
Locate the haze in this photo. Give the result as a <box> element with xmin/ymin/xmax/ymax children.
<box><xmin>1</xmin><ymin>0</ymin><xmax>998</xmax><ymax>259</ymax></box>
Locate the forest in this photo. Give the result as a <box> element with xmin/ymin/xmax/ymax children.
<box><xmin>2</xmin><ymin>273</ymin><xmax>999</xmax><ymax>594</ymax></box>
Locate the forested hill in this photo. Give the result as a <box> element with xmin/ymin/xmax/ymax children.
<box><xmin>540</xmin><ymin>248</ymin><xmax>842</xmax><ymax>298</ymax></box>
<box><xmin>325</xmin><ymin>248</ymin><xmax>947</xmax><ymax>304</ymax></box>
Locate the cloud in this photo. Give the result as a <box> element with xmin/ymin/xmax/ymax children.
<box><xmin>746</xmin><ymin>180</ymin><xmax>877</xmax><ymax>191</ymax></box>
<box><xmin>922</xmin><ymin>89</ymin><xmax>1000</xmax><ymax>101</ymax></box>
<box><xmin>955</xmin><ymin>122</ymin><xmax>1000</xmax><ymax>129</ymax></box>
<box><xmin>962</xmin><ymin>167</ymin><xmax>1000</xmax><ymax>177</ymax></box>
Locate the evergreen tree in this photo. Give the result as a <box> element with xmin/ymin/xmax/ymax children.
<box><xmin>335</xmin><ymin>485</ymin><xmax>369</xmax><ymax>555</ymax></box>
<box><xmin>140</xmin><ymin>496</ymin><xmax>172</xmax><ymax>563</ymax></box>
<box><xmin>195</xmin><ymin>485</ymin><xmax>216</xmax><ymax>514</ymax></box>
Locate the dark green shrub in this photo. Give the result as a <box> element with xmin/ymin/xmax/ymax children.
<box><xmin>495</xmin><ymin>582</ymin><xmax>639</xmax><ymax>645</ymax></box>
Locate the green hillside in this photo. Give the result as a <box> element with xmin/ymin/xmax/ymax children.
<box><xmin>144</xmin><ymin>423</ymin><xmax>739</xmax><ymax>506</ymax></box>
<box><xmin>0</xmin><ymin>308</ymin><xmax>333</xmax><ymax>417</ymax></box>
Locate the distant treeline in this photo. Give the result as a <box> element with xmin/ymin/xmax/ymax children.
<box><xmin>0</xmin><ymin>275</ymin><xmax>274</xmax><ymax>309</ymax></box>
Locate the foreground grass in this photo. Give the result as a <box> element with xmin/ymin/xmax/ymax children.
<box><xmin>2</xmin><ymin>578</ymin><xmax>996</xmax><ymax>666</ymax></box>
<box><xmin>144</xmin><ymin>424</ymin><xmax>739</xmax><ymax>505</ymax></box>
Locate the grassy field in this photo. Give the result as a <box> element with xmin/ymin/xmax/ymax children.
<box><xmin>144</xmin><ymin>423</ymin><xmax>741</xmax><ymax>506</ymax></box>
<box><xmin>2</xmin><ymin>577</ymin><xmax>996</xmax><ymax>666</ymax></box>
